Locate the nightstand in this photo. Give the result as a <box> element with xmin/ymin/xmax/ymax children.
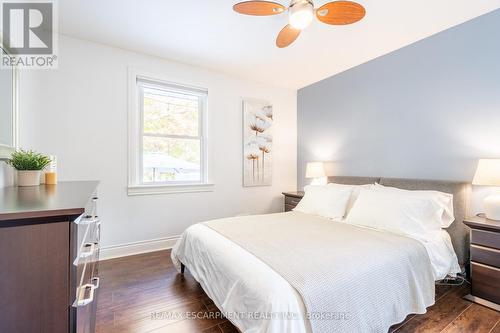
<box><xmin>282</xmin><ymin>191</ymin><xmax>304</xmax><ymax>212</ymax></box>
<box><xmin>463</xmin><ymin>215</ymin><xmax>500</xmax><ymax>311</ymax></box>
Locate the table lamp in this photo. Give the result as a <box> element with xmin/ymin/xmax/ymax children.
<box><xmin>472</xmin><ymin>159</ymin><xmax>500</xmax><ymax>220</ymax></box>
<box><xmin>305</xmin><ymin>162</ymin><xmax>327</xmax><ymax>185</ymax></box>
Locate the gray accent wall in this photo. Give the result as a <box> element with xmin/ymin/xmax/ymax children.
<box><xmin>297</xmin><ymin>9</ymin><xmax>500</xmax><ymax>189</ymax></box>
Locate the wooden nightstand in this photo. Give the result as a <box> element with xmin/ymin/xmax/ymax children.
<box><xmin>463</xmin><ymin>215</ymin><xmax>500</xmax><ymax>311</ymax></box>
<box><xmin>282</xmin><ymin>191</ymin><xmax>304</xmax><ymax>212</ymax></box>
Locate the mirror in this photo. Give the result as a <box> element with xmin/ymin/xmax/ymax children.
<box><xmin>0</xmin><ymin>44</ymin><xmax>18</xmax><ymax>160</ymax></box>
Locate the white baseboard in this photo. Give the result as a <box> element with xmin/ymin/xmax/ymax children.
<box><xmin>99</xmin><ymin>235</ymin><xmax>180</xmax><ymax>261</ymax></box>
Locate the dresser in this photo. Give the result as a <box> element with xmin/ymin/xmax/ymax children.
<box><xmin>463</xmin><ymin>215</ymin><xmax>500</xmax><ymax>311</ymax></box>
<box><xmin>282</xmin><ymin>191</ymin><xmax>304</xmax><ymax>212</ymax></box>
<box><xmin>0</xmin><ymin>181</ymin><xmax>101</xmax><ymax>333</ymax></box>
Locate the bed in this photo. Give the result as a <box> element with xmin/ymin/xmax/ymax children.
<box><xmin>171</xmin><ymin>177</ymin><xmax>470</xmax><ymax>333</ymax></box>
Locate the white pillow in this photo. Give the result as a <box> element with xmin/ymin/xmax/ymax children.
<box><xmin>328</xmin><ymin>183</ymin><xmax>375</xmax><ymax>216</ymax></box>
<box><xmin>293</xmin><ymin>185</ymin><xmax>352</xmax><ymax>220</ymax></box>
<box><xmin>373</xmin><ymin>183</ymin><xmax>455</xmax><ymax>228</ymax></box>
<box><xmin>345</xmin><ymin>189</ymin><xmax>443</xmax><ymax>240</ymax></box>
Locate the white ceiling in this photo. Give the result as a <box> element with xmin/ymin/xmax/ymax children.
<box><xmin>59</xmin><ymin>0</ymin><xmax>500</xmax><ymax>89</ymax></box>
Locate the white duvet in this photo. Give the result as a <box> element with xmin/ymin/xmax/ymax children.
<box><xmin>171</xmin><ymin>212</ymin><xmax>460</xmax><ymax>333</ymax></box>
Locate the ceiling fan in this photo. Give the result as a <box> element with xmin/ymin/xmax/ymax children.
<box><xmin>233</xmin><ymin>0</ymin><xmax>366</xmax><ymax>48</ymax></box>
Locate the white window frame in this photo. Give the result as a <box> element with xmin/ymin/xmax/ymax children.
<box><xmin>128</xmin><ymin>69</ymin><xmax>213</xmax><ymax>195</ymax></box>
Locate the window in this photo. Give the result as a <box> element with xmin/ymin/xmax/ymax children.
<box><xmin>128</xmin><ymin>73</ymin><xmax>211</xmax><ymax>195</ymax></box>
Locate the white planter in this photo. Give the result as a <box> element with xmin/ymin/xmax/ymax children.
<box><xmin>17</xmin><ymin>170</ymin><xmax>41</xmax><ymax>187</ymax></box>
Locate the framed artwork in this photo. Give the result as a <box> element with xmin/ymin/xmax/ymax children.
<box><xmin>242</xmin><ymin>99</ymin><xmax>273</xmax><ymax>186</ymax></box>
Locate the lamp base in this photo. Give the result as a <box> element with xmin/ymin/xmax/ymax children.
<box><xmin>310</xmin><ymin>176</ymin><xmax>327</xmax><ymax>186</ymax></box>
<box><xmin>484</xmin><ymin>194</ymin><xmax>500</xmax><ymax>221</ymax></box>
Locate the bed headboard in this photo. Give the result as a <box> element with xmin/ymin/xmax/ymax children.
<box><xmin>328</xmin><ymin>176</ymin><xmax>471</xmax><ymax>267</ymax></box>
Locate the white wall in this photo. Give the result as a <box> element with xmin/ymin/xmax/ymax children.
<box><xmin>19</xmin><ymin>35</ymin><xmax>297</xmax><ymax>253</ymax></box>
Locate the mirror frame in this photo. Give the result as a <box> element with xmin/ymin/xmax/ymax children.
<box><xmin>0</xmin><ymin>38</ymin><xmax>18</xmax><ymax>161</ymax></box>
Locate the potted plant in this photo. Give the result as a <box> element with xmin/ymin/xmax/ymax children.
<box><xmin>7</xmin><ymin>149</ymin><xmax>51</xmax><ymax>186</ymax></box>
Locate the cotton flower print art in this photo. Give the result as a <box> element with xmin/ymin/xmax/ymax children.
<box><xmin>245</xmin><ymin>141</ymin><xmax>260</xmax><ymax>181</ymax></box>
<box><xmin>257</xmin><ymin>135</ymin><xmax>271</xmax><ymax>180</ymax></box>
<box><xmin>262</xmin><ymin>105</ymin><xmax>273</xmax><ymax>120</ymax></box>
<box><xmin>243</xmin><ymin>100</ymin><xmax>273</xmax><ymax>186</ymax></box>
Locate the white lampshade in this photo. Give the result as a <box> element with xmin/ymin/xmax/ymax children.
<box><xmin>472</xmin><ymin>159</ymin><xmax>500</xmax><ymax>186</ymax></box>
<box><xmin>305</xmin><ymin>162</ymin><xmax>326</xmax><ymax>178</ymax></box>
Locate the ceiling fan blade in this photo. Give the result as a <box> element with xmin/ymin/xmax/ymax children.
<box><xmin>316</xmin><ymin>1</ymin><xmax>365</xmax><ymax>25</ymax></box>
<box><xmin>276</xmin><ymin>25</ymin><xmax>301</xmax><ymax>48</ymax></box>
<box><xmin>233</xmin><ymin>1</ymin><xmax>286</xmax><ymax>16</ymax></box>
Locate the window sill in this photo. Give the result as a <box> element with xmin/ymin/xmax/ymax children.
<box><xmin>127</xmin><ymin>183</ymin><xmax>215</xmax><ymax>196</ymax></box>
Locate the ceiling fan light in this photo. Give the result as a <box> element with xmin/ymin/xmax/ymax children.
<box><xmin>289</xmin><ymin>0</ymin><xmax>314</xmax><ymax>30</ymax></box>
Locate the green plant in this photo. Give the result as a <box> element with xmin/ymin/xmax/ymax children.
<box><xmin>7</xmin><ymin>149</ymin><xmax>51</xmax><ymax>171</ymax></box>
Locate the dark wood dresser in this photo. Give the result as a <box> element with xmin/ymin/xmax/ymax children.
<box><xmin>0</xmin><ymin>181</ymin><xmax>100</xmax><ymax>333</ymax></box>
<box><xmin>464</xmin><ymin>215</ymin><xmax>500</xmax><ymax>311</ymax></box>
<box><xmin>282</xmin><ymin>191</ymin><xmax>304</xmax><ymax>212</ymax></box>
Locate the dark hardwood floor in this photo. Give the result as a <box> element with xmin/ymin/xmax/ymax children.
<box><xmin>96</xmin><ymin>250</ymin><xmax>500</xmax><ymax>333</ymax></box>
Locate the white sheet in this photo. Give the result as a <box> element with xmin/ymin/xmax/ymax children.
<box><xmin>171</xmin><ymin>213</ymin><xmax>460</xmax><ymax>333</ymax></box>
<box><xmin>172</xmin><ymin>222</ymin><xmax>312</xmax><ymax>333</ymax></box>
<box><xmin>423</xmin><ymin>229</ymin><xmax>461</xmax><ymax>280</ymax></box>
<box><xmin>341</xmin><ymin>216</ymin><xmax>461</xmax><ymax>280</ymax></box>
